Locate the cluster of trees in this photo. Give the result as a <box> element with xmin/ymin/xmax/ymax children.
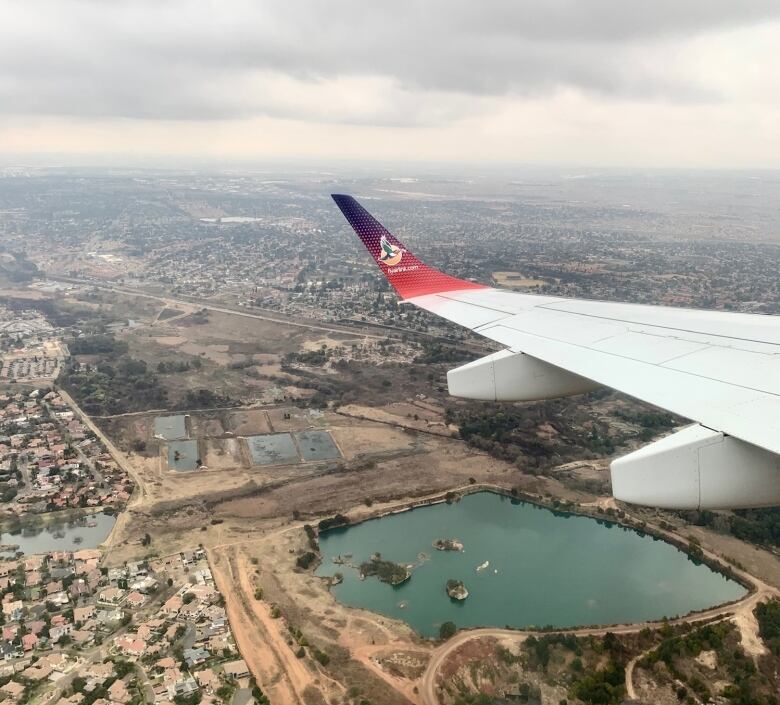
<box><xmin>522</xmin><ymin>633</ymin><xmax>626</xmax><ymax>705</ymax></box>
<box><xmin>359</xmin><ymin>555</ymin><xmax>409</xmax><ymax>585</ymax></box>
<box><xmin>296</xmin><ymin>551</ymin><xmax>317</xmax><ymax>569</ymax></box>
<box><xmin>451</xmin><ymin>405</ymin><xmax>558</xmax><ymax>466</ymax></box>
<box><xmin>287</xmin><ymin>623</ymin><xmax>330</xmax><ymax>666</ymax></box>
<box><xmin>59</xmin><ymin>354</ymin><xmax>168</xmax><ymax>416</ymax></box>
<box><xmin>613</xmin><ymin>409</ymin><xmax>677</xmax><ymax>441</ymax></box>
<box><xmin>439</xmin><ymin>621</ymin><xmax>457</xmax><ymax>640</ymax></box>
<box><xmin>571</xmin><ymin>661</ymin><xmax>625</xmax><ymax>705</ymax></box>
<box><xmin>286</xmin><ymin>348</ymin><xmax>331</xmax><ymax>366</ymax></box>
<box><xmin>157</xmin><ymin>359</ymin><xmax>201</xmax><ymax>374</ymax></box>
<box><xmin>613</xmin><ymin>410</ymin><xmax>676</xmax><ymax>428</ymax></box>
<box><xmin>317</xmin><ymin>514</ymin><xmax>349</xmax><ymax>531</ymax></box>
<box><xmin>178</xmin><ymin>389</ymin><xmax>236</xmax><ymax>410</ymax></box>
<box><xmin>755</xmin><ymin>599</ymin><xmax>780</xmax><ymax>656</ymax></box>
<box><xmin>69</xmin><ymin>659</ymin><xmax>135</xmax><ymax>705</ymax></box>
<box><xmin>451</xmin><ymin>396</ymin><xmax>685</xmax><ymax>471</ymax></box>
<box><xmin>682</xmin><ymin>507</ymin><xmax>780</xmax><ymax>548</ymax></box>
<box><xmin>640</xmin><ymin>621</ymin><xmax>776</xmax><ymax>705</ymax></box>
<box><xmin>64</xmin><ymin>334</ymin><xmax>238</xmax><ymax>414</ymax></box>
<box><xmin>524</xmin><ymin>633</ymin><xmax>583</xmax><ymax>670</ymax></box>
<box><xmin>70</xmin><ymin>335</ymin><xmax>128</xmax><ymax>356</ymax></box>
<box><xmin>0</xmin><ymin>482</ymin><xmax>17</xmax><ymax>503</ymax></box>
<box><xmin>302</xmin><ymin>524</ymin><xmax>319</xmax><ymax>551</ymax></box>
<box><xmin>0</xmin><ymin>251</ymin><xmax>40</xmax><ymax>282</ymax></box>
<box><xmin>413</xmin><ymin>342</ymin><xmax>473</xmax><ymax>365</ymax></box>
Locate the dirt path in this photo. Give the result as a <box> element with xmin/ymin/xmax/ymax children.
<box><xmin>204</xmin><ymin>485</ymin><xmax>778</xmax><ymax>705</ymax></box>
<box><xmin>208</xmin><ymin>544</ymin><xmax>315</xmax><ymax>705</ymax></box>
<box><xmin>419</xmin><ymin>585</ymin><xmax>777</xmax><ymax>705</ymax></box>
<box><xmin>624</xmin><ymin>645</ymin><xmax>652</xmax><ymax>701</ymax></box>
<box><xmin>350</xmin><ymin>644</ymin><xmax>424</xmax><ymax>705</ymax></box>
<box><xmin>733</xmin><ymin>600</ymin><xmax>770</xmax><ymax>657</ymax></box>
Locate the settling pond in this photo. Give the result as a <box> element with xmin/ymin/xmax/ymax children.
<box><xmin>315</xmin><ymin>492</ymin><xmax>746</xmax><ymax>637</ymax></box>
<box><xmin>1</xmin><ymin>511</ymin><xmax>116</xmax><ymax>556</ymax></box>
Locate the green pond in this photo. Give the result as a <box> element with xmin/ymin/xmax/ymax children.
<box><xmin>315</xmin><ymin>492</ymin><xmax>746</xmax><ymax>637</ymax></box>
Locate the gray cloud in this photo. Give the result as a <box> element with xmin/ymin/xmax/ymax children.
<box><xmin>1</xmin><ymin>0</ymin><xmax>778</xmax><ymax>123</ymax></box>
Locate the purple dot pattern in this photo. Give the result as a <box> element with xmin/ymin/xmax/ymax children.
<box><xmin>332</xmin><ymin>194</ymin><xmax>486</xmax><ymax>300</ymax></box>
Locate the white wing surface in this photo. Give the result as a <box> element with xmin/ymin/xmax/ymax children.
<box><xmin>333</xmin><ymin>194</ymin><xmax>780</xmax><ymax>509</ymax></box>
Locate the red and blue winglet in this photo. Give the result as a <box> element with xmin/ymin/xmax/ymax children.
<box><xmin>332</xmin><ymin>194</ymin><xmax>486</xmax><ymax>300</ymax></box>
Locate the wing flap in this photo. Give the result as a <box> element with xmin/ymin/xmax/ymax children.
<box><xmin>472</xmin><ymin>321</ymin><xmax>780</xmax><ymax>455</ymax></box>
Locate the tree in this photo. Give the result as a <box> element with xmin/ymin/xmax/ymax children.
<box><xmin>439</xmin><ymin>621</ymin><xmax>457</xmax><ymax>640</ymax></box>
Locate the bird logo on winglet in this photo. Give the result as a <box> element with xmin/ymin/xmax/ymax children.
<box><xmin>378</xmin><ymin>235</ymin><xmax>405</xmax><ymax>267</ymax></box>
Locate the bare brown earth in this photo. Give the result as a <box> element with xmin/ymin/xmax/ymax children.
<box><xmin>81</xmin><ymin>387</ymin><xmax>780</xmax><ymax>705</ymax></box>
<box><xmin>55</xmin><ymin>287</ymin><xmax>778</xmax><ymax>705</ymax></box>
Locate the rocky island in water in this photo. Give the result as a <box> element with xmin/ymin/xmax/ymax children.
<box><xmin>360</xmin><ymin>553</ymin><xmax>411</xmax><ymax>586</ymax></box>
<box><xmin>446</xmin><ymin>579</ymin><xmax>469</xmax><ymax>600</ymax></box>
<box><xmin>433</xmin><ymin>537</ymin><xmax>464</xmax><ymax>552</ymax></box>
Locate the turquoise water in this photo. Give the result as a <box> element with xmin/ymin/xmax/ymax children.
<box><xmin>315</xmin><ymin>492</ymin><xmax>745</xmax><ymax>637</ymax></box>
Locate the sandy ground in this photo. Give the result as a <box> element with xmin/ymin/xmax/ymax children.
<box><xmin>202</xmin><ymin>437</ymin><xmax>244</xmax><ymax>470</ymax></box>
<box><xmin>337</xmin><ymin>405</ymin><xmax>456</xmax><ymax>437</ymax></box>
<box><xmin>209</xmin><ymin>544</ymin><xmax>319</xmax><ymax>705</ymax></box>
<box><xmin>53</xmin><ymin>318</ymin><xmax>776</xmax><ymax>705</ymax></box>
<box><xmin>733</xmin><ymin>606</ymin><xmax>769</xmax><ymax>657</ymax></box>
<box><xmin>491</xmin><ymin>272</ymin><xmax>548</xmax><ymax>288</ymax></box>
<box><xmin>226</xmin><ymin>409</ymin><xmax>273</xmax><ymax>435</ymax></box>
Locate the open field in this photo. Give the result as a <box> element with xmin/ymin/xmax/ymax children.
<box><xmin>90</xmin><ymin>383</ymin><xmax>780</xmax><ymax>705</ymax></box>
<box><xmin>491</xmin><ymin>271</ymin><xmax>550</xmax><ymax>288</ymax></box>
<box><xmin>10</xmin><ymin>280</ymin><xmax>776</xmax><ymax>705</ymax></box>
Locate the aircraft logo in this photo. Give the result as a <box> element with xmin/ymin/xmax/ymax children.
<box><xmin>378</xmin><ymin>235</ymin><xmax>404</xmax><ymax>267</ymax></box>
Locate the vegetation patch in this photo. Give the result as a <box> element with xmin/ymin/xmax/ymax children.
<box><xmin>359</xmin><ymin>554</ymin><xmax>411</xmax><ymax>585</ymax></box>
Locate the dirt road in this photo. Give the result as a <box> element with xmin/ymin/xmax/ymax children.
<box><xmin>208</xmin><ymin>544</ymin><xmax>316</xmax><ymax>705</ymax></box>
<box><xmin>419</xmin><ymin>571</ymin><xmax>777</xmax><ymax>705</ymax></box>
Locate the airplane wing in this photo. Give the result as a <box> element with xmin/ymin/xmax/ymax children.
<box><xmin>333</xmin><ymin>194</ymin><xmax>780</xmax><ymax>510</ymax></box>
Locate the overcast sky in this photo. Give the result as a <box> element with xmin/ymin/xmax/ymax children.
<box><xmin>2</xmin><ymin>0</ymin><xmax>780</xmax><ymax>167</ymax></box>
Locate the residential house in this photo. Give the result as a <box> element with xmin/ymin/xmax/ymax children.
<box><xmin>21</xmin><ymin>633</ymin><xmax>37</xmax><ymax>652</ymax></box>
<box><xmin>162</xmin><ymin>595</ymin><xmax>182</xmax><ymax>616</ymax></box>
<box><xmin>2</xmin><ymin>600</ymin><xmax>23</xmax><ymax>622</ymax></box>
<box><xmin>126</xmin><ymin>591</ymin><xmax>147</xmax><ymax>608</ymax></box>
<box><xmin>183</xmin><ymin>646</ymin><xmax>209</xmax><ymax>669</ymax></box>
<box><xmin>50</xmin><ymin>622</ymin><xmax>74</xmax><ymax>642</ymax></box>
<box><xmin>73</xmin><ymin>605</ymin><xmax>96</xmax><ymax>624</ymax></box>
<box><xmin>0</xmin><ymin>681</ymin><xmax>25</xmax><ymax>699</ymax></box>
<box><xmin>107</xmin><ymin>679</ymin><xmax>131</xmax><ymax>704</ymax></box>
<box><xmin>98</xmin><ymin>586</ymin><xmax>125</xmax><ymax>604</ymax></box>
<box><xmin>223</xmin><ymin>659</ymin><xmax>249</xmax><ymax>679</ymax></box>
<box><xmin>193</xmin><ymin>668</ymin><xmax>219</xmax><ymax>694</ymax></box>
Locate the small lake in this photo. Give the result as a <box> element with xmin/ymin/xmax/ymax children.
<box><xmin>315</xmin><ymin>492</ymin><xmax>746</xmax><ymax>637</ymax></box>
<box><xmin>1</xmin><ymin>511</ymin><xmax>117</xmax><ymax>556</ymax></box>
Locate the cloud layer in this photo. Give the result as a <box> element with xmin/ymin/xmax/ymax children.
<box><xmin>1</xmin><ymin>1</ymin><xmax>779</xmax><ymax>165</ymax></box>
<box><xmin>2</xmin><ymin>0</ymin><xmax>779</xmax><ymax>123</ymax></box>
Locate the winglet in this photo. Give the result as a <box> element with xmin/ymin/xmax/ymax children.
<box><xmin>332</xmin><ymin>194</ymin><xmax>486</xmax><ymax>299</ymax></box>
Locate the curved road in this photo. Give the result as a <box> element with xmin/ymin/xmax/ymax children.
<box><xmin>419</xmin><ymin>553</ymin><xmax>777</xmax><ymax>705</ymax></box>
